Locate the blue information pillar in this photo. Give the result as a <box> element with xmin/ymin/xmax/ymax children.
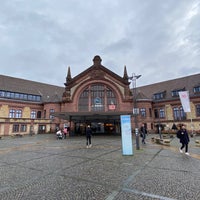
<box><xmin>120</xmin><ymin>115</ymin><xmax>133</xmax><ymax>155</ymax></box>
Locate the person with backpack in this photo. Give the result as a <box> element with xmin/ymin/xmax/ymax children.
<box><xmin>177</xmin><ymin>125</ymin><xmax>190</xmax><ymax>155</ymax></box>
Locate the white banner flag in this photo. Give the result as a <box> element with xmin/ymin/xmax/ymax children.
<box><xmin>178</xmin><ymin>91</ymin><xmax>191</xmax><ymax>112</ymax></box>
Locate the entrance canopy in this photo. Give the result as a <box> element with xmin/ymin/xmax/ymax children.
<box><xmin>53</xmin><ymin>111</ymin><xmax>132</xmax><ymax>121</ymax></box>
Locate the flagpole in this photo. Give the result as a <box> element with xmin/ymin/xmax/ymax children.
<box><xmin>190</xmin><ymin>112</ymin><xmax>194</xmax><ymax>136</ymax></box>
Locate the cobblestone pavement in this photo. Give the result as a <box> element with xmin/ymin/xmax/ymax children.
<box><xmin>0</xmin><ymin>133</ymin><xmax>199</xmax><ymax>200</ymax></box>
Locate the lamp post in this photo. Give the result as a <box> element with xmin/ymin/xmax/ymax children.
<box><xmin>129</xmin><ymin>73</ymin><xmax>141</xmax><ymax>150</ymax></box>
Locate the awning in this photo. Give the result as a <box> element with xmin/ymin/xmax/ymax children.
<box><xmin>52</xmin><ymin>111</ymin><xmax>132</xmax><ymax>121</ymax></box>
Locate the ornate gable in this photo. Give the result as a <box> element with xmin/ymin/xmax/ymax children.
<box><xmin>62</xmin><ymin>56</ymin><xmax>131</xmax><ymax>102</ymax></box>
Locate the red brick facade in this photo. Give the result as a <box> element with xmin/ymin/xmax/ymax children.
<box><xmin>1</xmin><ymin>55</ymin><xmax>200</xmax><ymax>136</ymax></box>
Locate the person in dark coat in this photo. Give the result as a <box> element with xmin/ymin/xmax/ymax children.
<box><xmin>86</xmin><ymin>125</ymin><xmax>92</xmax><ymax>148</ymax></box>
<box><xmin>140</xmin><ymin>123</ymin><xmax>147</xmax><ymax>144</ymax></box>
<box><xmin>177</xmin><ymin>125</ymin><xmax>190</xmax><ymax>155</ymax></box>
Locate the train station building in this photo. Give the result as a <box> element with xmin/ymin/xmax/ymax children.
<box><xmin>0</xmin><ymin>55</ymin><xmax>200</xmax><ymax>136</ymax></box>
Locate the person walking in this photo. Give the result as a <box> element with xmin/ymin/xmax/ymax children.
<box><xmin>86</xmin><ymin>125</ymin><xmax>92</xmax><ymax>148</ymax></box>
<box><xmin>140</xmin><ymin>123</ymin><xmax>147</xmax><ymax>144</ymax></box>
<box><xmin>56</xmin><ymin>129</ymin><xmax>63</xmax><ymax>140</ymax></box>
<box><xmin>63</xmin><ymin>127</ymin><xmax>68</xmax><ymax>139</ymax></box>
<box><xmin>177</xmin><ymin>125</ymin><xmax>190</xmax><ymax>155</ymax></box>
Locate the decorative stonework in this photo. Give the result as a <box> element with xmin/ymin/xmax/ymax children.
<box><xmin>93</xmin><ymin>55</ymin><xmax>102</xmax><ymax>66</ymax></box>
<box><xmin>90</xmin><ymin>70</ymin><xmax>105</xmax><ymax>79</ymax></box>
<box><xmin>62</xmin><ymin>90</ymin><xmax>71</xmax><ymax>102</ymax></box>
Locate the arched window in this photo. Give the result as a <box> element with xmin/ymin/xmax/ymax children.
<box><xmin>78</xmin><ymin>84</ymin><xmax>117</xmax><ymax>112</ymax></box>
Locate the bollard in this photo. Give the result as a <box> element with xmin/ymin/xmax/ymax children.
<box><xmin>135</xmin><ymin>128</ymin><xmax>140</xmax><ymax>150</ymax></box>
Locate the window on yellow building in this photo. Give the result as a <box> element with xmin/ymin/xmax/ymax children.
<box><xmin>31</xmin><ymin>111</ymin><xmax>36</xmax><ymax>119</ymax></box>
<box><xmin>9</xmin><ymin>109</ymin><xmax>22</xmax><ymax>118</ymax></box>
<box><xmin>9</xmin><ymin>109</ymin><xmax>15</xmax><ymax>118</ymax></box>
<box><xmin>196</xmin><ymin>105</ymin><xmax>200</xmax><ymax>117</ymax></box>
<box><xmin>13</xmin><ymin>124</ymin><xmax>19</xmax><ymax>132</ymax></box>
<box><xmin>16</xmin><ymin>110</ymin><xmax>22</xmax><ymax>118</ymax></box>
<box><xmin>20</xmin><ymin>125</ymin><xmax>27</xmax><ymax>132</ymax></box>
<box><xmin>173</xmin><ymin>107</ymin><xmax>186</xmax><ymax>120</ymax></box>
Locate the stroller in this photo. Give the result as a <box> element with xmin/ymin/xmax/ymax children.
<box><xmin>56</xmin><ymin>130</ymin><xmax>63</xmax><ymax>139</ymax></box>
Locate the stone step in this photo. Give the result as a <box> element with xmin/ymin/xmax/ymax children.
<box><xmin>151</xmin><ymin>137</ymin><xmax>170</xmax><ymax>146</ymax></box>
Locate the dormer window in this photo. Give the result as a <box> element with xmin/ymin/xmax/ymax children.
<box><xmin>0</xmin><ymin>90</ymin><xmax>41</xmax><ymax>102</ymax></box>
<box><xmin>194</xmin><ymin>85</ymin><xmax>200</xmax><ymax>93</ymax></box>
<box><xmin>171</xmin><ymin>88</ymin><xmax>185</xmax><ymax>97</ymax></box>
<box><xmin>153</xmin><ymin>91</ymin><xmax>166</xmax><ymax>100</ymax></box>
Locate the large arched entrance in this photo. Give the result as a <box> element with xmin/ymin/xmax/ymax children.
<box><xmin>71</xmin><ymin>83</ymin><xmax>124</xmax><ymax>135</ymax></box>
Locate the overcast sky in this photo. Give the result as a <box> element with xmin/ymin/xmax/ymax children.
<box><xmin>1</xmin><ymin>0</ymin><xmax>200</xmax><ymax>87</ymax></box>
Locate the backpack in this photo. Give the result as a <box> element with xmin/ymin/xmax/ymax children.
<box><xmin>176</xmin><ymin>131</ymin><xmax>181</xmax><ymax>139</ymax></box>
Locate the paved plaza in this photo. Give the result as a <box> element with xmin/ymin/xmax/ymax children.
<box><xmin>0</xmin><ymin>133</ymin><xmax>200</xmax><ymax>200</ymax></box>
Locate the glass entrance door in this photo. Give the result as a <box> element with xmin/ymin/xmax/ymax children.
<box><xmin>74</xmin><ymin>119</ymin><xmax>120</xmax><ymax>135</ymax></box>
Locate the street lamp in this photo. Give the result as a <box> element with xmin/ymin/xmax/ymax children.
<box><xmin>129</xmin><ymin>73</ymin><xmax>141</xmax><ymax>150</ymax></box>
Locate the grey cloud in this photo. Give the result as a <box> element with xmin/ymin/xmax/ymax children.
<box><xmin>0</xmin><ymin>0</ymin><xmax>199</xmax><ymax>87</ymax></box>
